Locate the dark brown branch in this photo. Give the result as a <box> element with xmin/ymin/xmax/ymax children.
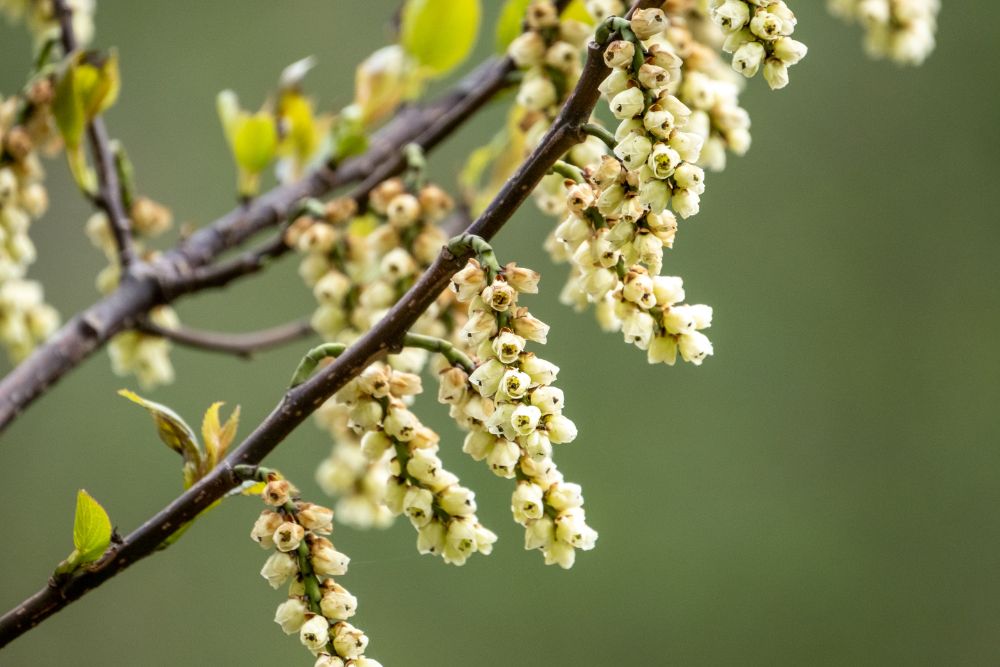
<box><xmin>0</xmin><ymin>53</ymin><xmax>516</xmax><ymax>433</ymax></box>
<box><xmin>53</xmin><ymin>0</ymin><xmax>138</xmax><ymax>270</ymax></box>
<box><xmin>0</xmin><ymin>34</ymin><xmax>614</xmax><ymax>647</ymax></box>
<box><xmin>138</xmin><ymin>319</ymin><xmax>314</xmax><ymax>359</ymax></box>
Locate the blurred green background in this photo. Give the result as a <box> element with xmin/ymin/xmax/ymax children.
<box><xmin>2</xmin><ymin>1</ymin><xmax>998</xmax><ymax>665</ymax></box>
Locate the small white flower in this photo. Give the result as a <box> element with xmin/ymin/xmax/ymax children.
<box><xmin>403</xmin><ymin>486</ymin><xmax>435</xmax><ymax>527</ymax></box>
<box><xmin>543</xmin><ymin>540</ymin><xmax>577</xmax><ymax>569</ymax></box>
<box><xmin>763</xmin><ymin>59</ymin><xmax>790</xmax><ymax>90</ymax></box>
<box><xmin>320</xmin><ymin>582</ymin><xmax>358</xmax><ymax>620</ymax></box>
<box><xmin>260</xmin><ymin>552</ymin><xmax>298</xmax><ymax>589</ymax></box>
<box><xmin>672</xmin><ymin>188</ymin><xmax>701</xmax><ymax>220</ymax></box>
<box><xmin>310</xmin><ymin>537</ymin><xmax>351</xmax><ymax>576</ymax></box>
<box><xmin>610</xmin><ymin>88</ymin><xmax>645</xmax><ymax>121</ymax></box>
<box><xmin>630</xmin><ymin>7</ymin><xmax>667</xmax><ymax>40</ymax></box>
<box><xmin>525</xmin><ymin>516</ymin><xmax>556</xmax><ymax>550</ymax></box>
<box><xmin>417</xmin><ymin>519</ymin><xmax>446</xmax><ymax>555</ymax></box>
<box><xmin>332</xmin><ymin>622</ymin><xmax>368</xmax><ymax>660</ymax></box>
<box><xmin>273</xmin><ymin>521</ymin><xmax>306</xmax><ymax>552</ymax></box>
<box><xmin>511</xmin><ymin>404</ymin><xmax>542</xmax><ymax>436</ymax></box>
<box><xmin>512</xmin><ymin>482</ymin><xmax>545</xmax><ymax>525</ymax></box>
<box><xmin>732</xmin><ymin>41</ymin><xmax>766</xmax><ymax>77</ymax></box>
<box><xmin>603</xmin><ymin>40</ymin><xmax>635</xmax><ymax>69</ymax></box>
<box><xmin>274</xmin><ymin>598</ymin><xmax>308</xmax><ymax>635</ymax></box>
<box><xmin>508</xmin><ymin>31</ymin><xmax>546</xmax><ymax>67</ymax></box>
<box><xmin>486</xmin><ymin>437</ymin><xmax>520</xmax><ymax>478</ymax></box>
<box><xmin>614</xmin><ymin>133</ymin><xmax>653</xmax><ymax>171</ymax></box>
<box><xmin>251</xmin><ymin>511</ymin><xmax>283</xmax><ymax>549</ymax></box>
<box><xmin>300</xmin><ymin>615</ymin><xmax>331</xmax><ymax>652</ymax></box>
<box><xmin>545</xmin><ymin>414</ymin><xmax>578</xmax><ymax>444</ymax></box>
<box><xmin>438</xmin><ymin>485</ymin><xmax>477</xmax><ymax>516</ymax></box>
<box><xmin>678</xmin><ymin>330</ymin><xmax>714</xmax><ymax>365</ymax></box>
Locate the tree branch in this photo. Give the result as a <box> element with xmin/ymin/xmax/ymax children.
<box><xmin>0</xmin><ymin>53</ymin><xmax>516</xmax><ymax>434</ymax></box>
<box><xmin>137</xmin><ymin>319</ymin><xmax>314</xmax><ymax>360</ymax></box>
<box><xmin>0</xmin><ymin>31</ymin><xmax>615</xmax><ymax>647</ymax></box>
<box><xmin>53</xmin><ymin>0</ymin><xmax>138</xmax><ymax>271</ymax></box>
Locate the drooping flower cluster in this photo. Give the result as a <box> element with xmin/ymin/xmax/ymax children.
<box><xmin>290</xmin><ymin>178</ymin><xmax>458</xmax><ymax>358</ymax></box>
<box><xmin>0</xmin><ymin>84</ymin><xmax>61</xmax><ymax>362</ymax></box>
<box><xmin>251</xmin><ymin>476</ymin><xmax>382</xmax><ymax>667</ymax></box>
<box><xmin>441</xmin><ymin>258</ymin><xmax>597</xmax><ymax>569</ymax></box>
<box><xmin>537</xmin><ymin>9</ymin><xmax>715</xmax><ymax>364</ymax></box>
<box><xmin>827</xmin><ymin>0</ymin><xmax>938</xmax><ymax>65</ymax></box>
<box><xmin>326</xmin><ymin>361</ymin><xmax>498</xmax><ymax>565</ymax></box>
<box><xmin>647</xmin><ymin>9</ymin><xmax>754</xmax><ymax>171</ymax></box>
<box><xmin>465</xmin><ymin>0</ymin><xmax>606</xmax><ymax>215</ymax></box>
<box><xmin>86</xmin><ymin>195</ymin><xmax>178</xmax><ymax>389</ymax></box>
<box><xmin>710</xmin><ymin>0</ymin><xmax>808</xmax><ymax>90</ymax></box>
<box><xmin>291</xmin><ymin>174</ymin><xmax>470</xmax><ymax>525</ymax></box>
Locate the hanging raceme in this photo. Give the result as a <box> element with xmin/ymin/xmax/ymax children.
<box><xmin>0</xmin><ymin>0</ymin><xmax>944</xmax><ymax>661</ymax></box>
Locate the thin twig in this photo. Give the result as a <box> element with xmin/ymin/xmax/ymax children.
<box><xmin>0</xmin><ymin>29</ymin><xmax>616</xmax><ymax>646</ymax></box>
<box><xmin>52</xmin><ymin>0</ymin><xmax>138</xmax><ymax>270</ymax></box>
<box><xmin>0</xmin><ymin>52</ymin><xmax>517</xmax><ymax>433</ymax></box>
<box><xmin>138</xmin><ymin>319</ymin><xmax>314</xmax><ymax>360</ymax></box>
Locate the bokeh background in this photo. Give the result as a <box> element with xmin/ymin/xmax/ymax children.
<box><xmin>1</xmin><ymin>1</ymin><xmax>998</xmax><ymax>665</ymax></box>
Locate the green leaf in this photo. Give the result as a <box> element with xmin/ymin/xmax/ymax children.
<box><xmin>496</xmin><ymin>0</ymin><xmax>531</xmax><ymax>52</ymax></box>
<box><xmin>119</xmin><ymin>389</ymin><xmax>202</xmax><ymax>473</ymax></box>
<box><xmin>72</xmin><ymin>489</ymin><xmax>112</xmax><ymax>564</ymax></box>
<box><xmin>52</xmin><ymin>50</ymin><xmax>121</xmax><ymax>150</ymax></box>
<box><xmin>202</xmin><ymin>402</ymin><xmax>240</xmax><ymax>470</ymax></box>
<box><xmin>232</xmin><ymin>112</ymin><xmax>278</xmax><ymax>173</ymax></box>
<box><xmin>563</xmin><ymin>0</ymin><xmax>595</xmax><ymax>25</ymax></box>
<box><xmin>401</xmin><ymin>0</ymin><xmax>481</xmax><ymax>76</ymax></box>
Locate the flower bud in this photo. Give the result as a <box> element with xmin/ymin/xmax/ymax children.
<box><xmin>603</xmin><ymin>40</ymin><xmax>635</xmax><ymax>69</ymax></box>
<box><xmin>437</xmin><ymin>367</ymin><xmax>469</xmax><ymax>405</ymax></box>
<box><xmin>763</xmin><ymin>58</ymin><xmax>790</xmax><ymax>90</ymax></box>
<box><xmin>300</xmin><ymin>614</ymin><xmax>331</xmax><ymax>652</ymax></box>
<box><xmin>614</xmin><ymin>132</ymin><xmax>653</xmax><ymax>170</ymax></box>
<box><xmin>310</xmin><ymin>536</ymin><xmax>351</xmax><ymax>575</ymax></box>
<box><xmin>275</xmin><ymin>598</ymin><xmax>308</xmax><ymax>634</ymax></box>
<box><xmin>439</xmin><ymin>485</ymin><xmax>477</xmax><ymax>516</ymax></box>
<box><xmin>591</xmin><ymin>154</ymin><xmax>624</xmax><ymax>188</ymax></box>
<box><xmin>383</xmin><ymin>407</ymin><xmax>418</xmax><ymax>441</ymax></box>
<box><xmin>451</xmin><ymin>260</ymin><xmax>487</xmax><ymax>302</ymax></box>
<box><xmin>273</xmin><ymin>521</ymin><xmax>306</xmax><ymax>552</ymax></box>
<box><xmin>598</xmin><ymin>69</ymin><xmax>631</xmax><ymax>99</ymax></box>
<box><xmin>609</xmin><ymin>88</ymin><xmax>645</xmax><ymax>121</ymax></box>
<box><xmin>462</xmin><ymin>430</ymin><xmax>495</xmax><ymax>461</ymax></box>
<box><xmin>678</xmin><ymin>330</ymin><xmax>714</xmax><ymax>365</ymax></box>
<box><xmin>263</xmin><ymin>479</ymin><xmax>292</xmax><ymax>507</ymax></box>
<box><xmin>638</xmin><ymin>64</ymin><xmax>670</xmax><ymax>91</ymax></box>
<box><xmin>296</xmin><ymin>503</ymin><xmax>334</xmax><ymax>535</ymax></box>
<box><xmin>773</xmin><ymin>37</ymin><xmax>808</xmax><ymax>65</ymax></box>
<box><xmin>508</xmin><ymin>31</ymin><xmax>546</xmax><ymax>68</ymax></box>
<box><xmin>386</xmin><ymin>193</ymin><xmax>421</xmax><ymax>228</ymax></box>
<box><xmin>486</xmin><ymin>437</ymin><xmax>520</xmax><ymax>478</ymax></box>
<box><xmin>545</xmin><ymin>414</ymin><xmax>578</xmax><ymax>444</ymax></box>
<box><xmin>251</xmin><ymin>510</ymin><xmax>284</xmax><ymax>548</ymax></box>
<box><xmin>622</xmin><ymin>310</ymin><xmax>655</xmax><ymax>349</ymax></box>
<box><xmin>369</xmin><ymin>178</ymin><xmax>405</xmax><ymax>215</ymax></box>
<box><xmin>530</xmin><ymin>386</ymin><xmax>564</xmax><ymax>415</ymax></box>
<box><xmin>261</xmin><ymin>551</ymin><xmax>298</xmax><ymax>589</ymax></box>
<box><xmin>521</xmin><ymin>354</ymin><xmax>559</xmax><ymax>386</ymax></box>
<box><xmin>647</xmin><ymin>334</ymin><xmax>678</xmax><ymax>365</ymax></box>
<box><xmin>517</xmin><ymin>76</ymin><xmax>557</xmax><ymax>112</ymax></box>
<box><xmin>630</xmin><ymin>8</ymin><xmax>667</xmax><ymax>39</ymax></box>
<box><xmin>511</xmin><ymin>310</ymin><xmax>550</xmax><ymax>344</ymax></box>
<box><xmin>524</xmin><ymin>516</ymin><xmax>555</xmax><ymax>550</ymax></box>
<box><xmin>672</xmin><ymin>188</ymin><xmax>701</xmax><ymax>219</ymax></box>
<box><xmin>417</xmin><ymin>519</ymin><xmax>447</xmax><ymax>555</ymax></box>
<box><xmin>732</xmin><ymin>41</ymin><xmax>766</xmax><ymax>77</ymax></box>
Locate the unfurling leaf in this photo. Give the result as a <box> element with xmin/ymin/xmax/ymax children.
<box><xmin>202</xmin><ymin>401</ymin><xmax>240</xmax><ymax>470</ymax></box>
<box><xmin>52</xmin><ymin>50</ymin><xmax>121</xmax><ymax>194</ymax></box>
<box><xmin>72</xmin><ymin>489</ymin><xmax>112</xmax><ymax>563</ymax></box>
<box><xmin>118</xmin><ymin>389</ymin><xmax>202</xmax><ymax>475</ymax></box>
<box><xmin>350</xmin><ymin>45</ymin><xmax>419</xmax><ymax>127</ymax></box>
<box><xmin>401</xmin><ymin>0</ymin><xmax>481</xmax><ymax>76</ymax></box>
<box><xmin>55</xmin><ymin>489</ymin><xmax>113</xmax><ymax>577</ymax></box>
<box><xmin>216</xmin><ymin>91</ymin><xmax>279</xmax><ymax>196</ymax></box>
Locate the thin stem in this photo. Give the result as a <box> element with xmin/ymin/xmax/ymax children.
<box><xmin>53</xmin><ymin>0</ymin><xmax>138</xmax><ymax>271</ymax></box>
<box><xmin>402</xmin><ymin>333</ymin><xmax>476</xmax><ymax>373</ymax></box>
<box><xmin>0</xmin><ymin>4</ymin><xmax>630</xmax><ymax>645</ymax></box>
<box><xmin>288</xmin><ymin>343</ymin><xmax>347</xmax><ymax>388</ymax></box>
<box><xmin>550</xmin><ymin>160</ymin><xmax>585</xmax><ymax>183</ymax></box>
<box><xmin>582</xmin><ymin>123</ymin><xmax>617</xmax><ymax>151</ymax></box>
<box><xmin>137</xmin><ymin>319</ymin><xmax>314</xmax><ymax>359</ymax></box>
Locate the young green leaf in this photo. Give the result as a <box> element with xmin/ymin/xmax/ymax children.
<box><xmin>202</xmin><ymin>401</ymin><xmax>240</xmax><ymax>470</ymax></box>
<box><xmin>118</xmin><ymin>389</ymin><xmax>202</xmax><ymax>472</ymax></box>
<box><xmin>72</xmin><ymin>489</ymin><xmax>112</xmax><ymax>564</ymax></box>
<box><xmin>401</xmin><ymin>0</ymin><xmax>481</xmax><ymax>76</ymax></box>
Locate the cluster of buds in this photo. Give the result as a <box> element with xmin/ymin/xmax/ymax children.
<box><xmin>509</xmin><ymin>1</ymin><xmax>593</xmax><ymax>127</ymax></box>
<box><xmin>710</xmin><ymin>0</ymin><xmax>808</xmax><ymax>89</ymax></box>
<box><xmin>250</xmin><ymin>476</ymin><xmax>381</xmax><ymax>666</ymax></box>
<box><xmin>828</xmin><ymin>0</ymin><xmax>938</xmax><ymax>65</ymax></box>
<box><xmin>443</xmin><ymin>257</ymin><xmax>597</xmax><ymax>568</ymax></box>
<box><xmin>331</xmin><ymin>361</ymin><xmax>498</xmax><ymax>566</ymax></box>
<box><xmin>647</xmin><ymin>11</ymin><xmax>753</xmax><ymax>171</ymax></box>
<box><xmin>314</xmin><ymin>399</ymin><xmax>395</xmax><ymax>530</ymax></box>
<box><xmin>86</xmin><ymin>196</ymin><xmax>177</xmax><ymax>389</ymax></box>
<box><xmin>290</xmin><ymin>177</ymin><xmax>458</xmax><ymax>360</ymax></box>
<box><xmin>0</xmin><ymin>88</ymin><xmax>60</xmax><ymax>362</ymax></box>
<box><xmin>0</xmin><ymin>0</ymin><xmax>95</xmax><ymax>47</ymax></box>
